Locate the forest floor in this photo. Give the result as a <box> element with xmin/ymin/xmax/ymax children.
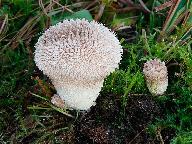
<box><xmin>0</xmin><ymin>0</ymin><xmax>192</xmax><ymax>143</ymax></box>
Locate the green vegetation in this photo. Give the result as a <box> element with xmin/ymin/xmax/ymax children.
<box><xmin>0</xmin><ymin>0</ymin><xmax>191</xmax><ymax>143</ymax></box>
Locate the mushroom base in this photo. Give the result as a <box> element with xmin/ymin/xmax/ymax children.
<box><xmin>146</xmin><ymin>79</ymin><xmax>168</xmax><ymax>95</ymax></box>
<box><xmin>53</xmin><ymin>80</ymin><xmax>104</xmax><ymax>110</ymax></box>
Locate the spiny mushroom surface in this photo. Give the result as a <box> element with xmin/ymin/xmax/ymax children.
<box><xmin>143</xmin><ymin>59</ymin><xmax>168</xmax><ymax>95</ymax></box>
<box><xmin>34</xmin><ymin>19</ymin><xmax>122</xmax><ymax>110</ymax></box>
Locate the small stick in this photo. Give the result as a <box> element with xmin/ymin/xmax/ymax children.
<box><xmin>156</xmin><ymin>127</ymin><xmax>164</xmax><ymax>144</ymax></box>
<box><xmin>94</xmin><ymin>3</ymin><xmax>105</xmax><ymax>21</ymax></box>
<box><xmin>52</xmin><ymin>0</ymin><xmax>73</xmax><ymax>13</ymax></box>
<box><xmin>128</xmin><ymin>128</ymin><xmax>145</xmax><ymax>144</ymax></box>
<box><xmin>85</xmin><ymin>0</ymin><xmax>98</xmax><ymax>10</ymax></box>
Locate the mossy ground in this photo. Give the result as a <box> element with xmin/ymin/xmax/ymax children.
<box><xmin>0</xmin><ymin>0</ymin><xmax>192</xmax><ymax>143</ymax></box>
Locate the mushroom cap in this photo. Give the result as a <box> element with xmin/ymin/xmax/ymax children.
<box><xmin>143</xmin><ymin>59</ymin><xmax>167</xmax><ymax>80</ymax></box>
<box><xmin>34</xmin><ymin>19</ymin><xmax>122</xmax><ymax>82</ymax></box>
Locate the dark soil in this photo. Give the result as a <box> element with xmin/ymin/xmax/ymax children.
<box><xmin>73</xmin><ymin>94</ymin><xmax>163</xmax><ymax>144</ymax></box>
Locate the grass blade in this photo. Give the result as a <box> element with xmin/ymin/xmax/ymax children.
<box><xmin>30</xmin><ymin>92</ymin><xmax>74</xmax><ymax>118</ymax></box>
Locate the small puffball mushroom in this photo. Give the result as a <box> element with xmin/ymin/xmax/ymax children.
<box><xmin>143</xmin><ymin>59</ymin><xmax>168</xmax><ymax>95</ymax></box>
<box><xmin>34</xmin><ymin>19</ymin><xmax>122</xmax><ymax>110</ymax></box>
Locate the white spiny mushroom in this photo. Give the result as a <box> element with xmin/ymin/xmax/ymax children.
<box><xmin>34</xmin><ymin>19</ymin><xmax>122</xmax><ymax>110</ymax></box>
<box><xmin>143</xmin><ymin>59</ymin><xmax>168</xmax><ymax>95</ymax></box>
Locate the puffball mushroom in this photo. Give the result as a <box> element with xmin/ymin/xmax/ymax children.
<box><xmin>34</xmin><ymin>19</ymin><xmax>122</xmax><ymax>110</ymax></box>
<box><xmin>143</xmin><ymin>59</ymin><xmax>168</xmax><ymax>95</ymax></box>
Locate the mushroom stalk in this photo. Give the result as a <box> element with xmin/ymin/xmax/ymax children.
<box><xmin>52</xmin><ymin>80</ymin><xmax>104</xmax><ymax>110</ymax></box>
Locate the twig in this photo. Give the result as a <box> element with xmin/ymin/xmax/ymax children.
<box><xmin>52</xmin><ymin>0</ymin><xmax>73</xmax><ymax>13</ymax></box>
<box><xmin>94</xmin><ymin>3</ymin><xmax>105</xmax><ymax>21</ymax></box>
<box><xmin>154</xmin><ymin>0</ymin><xmax>174</xmax><ymax>12</ymax></box>
<box><xmin>156</xmin><ymin>127</ymin><xmax>164</xmax><ymax>144</ymax></box>
<box><xmin>39</xmin><ymin>0</ymin><xmax>49</xmax><ymax>17</ymax></box>
<box><xmin>0</xmin><ymin>14</ymin><xmax>8</xmax><ymax>37</ymax></box>
<box><xmin>128</xmin><ymin>93</ymin><xmax>148</xmax><ymax>96</ymax></box>
<box><xmin>117</xmin><ymin>0</ymin><xmax>150</xmax><ymax>13</ymax></box>
<box><xmin>118</xmin><ymin>0</ymin><xmax>134</xmax><ymax>6</ymax></box>
<box><xmin>85</xmin><ymin>0</ymin><xmax>98</xmax><ymax>10</ymax></box>
<box><xmin>138</xmin><ymin>0</ymin><xmax>151</xmax><ymax>13</ymax></box>
<box><xmin>128</xmin><ymin>128</ymin><xmax>145</xmax><ymax>144</ymax></box>
<box><xmin>128</xmin><ymin>93</ymin><xmax>175</xmax><ymax>96</ymax></box>
<box><xmin>115</xmin><ymin>6</ymin><xmax>141</xmax><ymax>13</ymax></box>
